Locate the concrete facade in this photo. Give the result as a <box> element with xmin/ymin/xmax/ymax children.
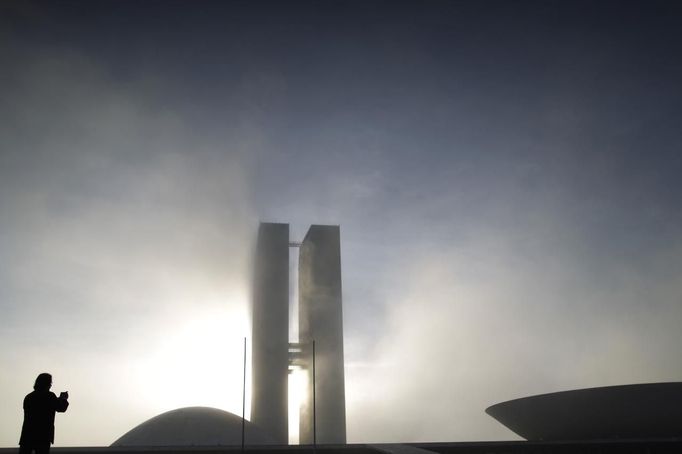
<box><xmin>251</xmin><ymin>223</ymin><xmax>290</xmax><ymax>444</ymax></box>
<box><xmin>298</xmin><ymin>225</ymin><xmax>346</xmax><ymax>444</ymax></box>
<box><xmin>251</xmin><ymin>222</ymin><xmax>346</xmax><ymax>445</ymax></box>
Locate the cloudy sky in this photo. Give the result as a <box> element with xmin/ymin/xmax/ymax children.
<box><xmin>2</xmin><ymin>0</ymin><xmax>682</xmax><ymax>447</ymax></box>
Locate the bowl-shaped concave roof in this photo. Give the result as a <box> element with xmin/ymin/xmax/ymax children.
<box><xmin>486</xmin><ymin>382</ymin><xmax>682</xmax><ymax>441</ymax></box>
<box><xmin>111</xmin><ymin>407</ymin><xmax>275</xmax><ymax>447</ymax></box>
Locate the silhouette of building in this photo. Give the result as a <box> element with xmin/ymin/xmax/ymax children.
<box><xmin>486</xmin><ymin>382</ymin><xmax>682</xmax><ymax>441</ymax></box>
<box><xmin>105</xmin><ymin>225</ymin><xmax>682</xmax><ymax>450</ymax></box>
<box><xmin>111</xmin><ymin>407</ymin><xmax>273</xmax><ymax>446</ymax></box>
<box><xmin>251</xmin><ymin>223</ymin><xmax>346</xmax><ymax>445</ymax></box>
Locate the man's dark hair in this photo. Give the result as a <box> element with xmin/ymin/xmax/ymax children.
<box><xmin>34</xmin><ymin>373</ymin><xmax>52</xmax><ymax>391</ymax></box>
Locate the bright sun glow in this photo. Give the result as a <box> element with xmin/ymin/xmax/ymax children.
<box><xmin>134</xmin><ymin>295</ymin><xmax>251</xmax><ymax>419</ymax></box>
<box><xmin>288</xmin><ymin>367</ymin><xmax>308</xmax><ymax>444</ymax></box>
<box><xmin>131</xmin><ymin>288</ymin><xmax>310</xmax><ymax>443</ymax></box>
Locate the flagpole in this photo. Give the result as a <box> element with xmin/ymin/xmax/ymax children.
<box><xmin>242</xmin><ymin>337</ymin><xmax>246</xmax><ymax>453</ymax></box>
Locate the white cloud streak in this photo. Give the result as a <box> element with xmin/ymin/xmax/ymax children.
<box><xmin>346</xmin><ymin>226</ymin><xmax>682</xmax><ymax>442</ymax></box>
<box><xmin>1</xmin><ymin>46</ymin><xmax>259</xmax><ymax>446</ymax></box>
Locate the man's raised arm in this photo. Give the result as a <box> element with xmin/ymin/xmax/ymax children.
<box><xmin>55</xmin><ymin>392</ymin><xmax>69</xmax><ymax>413</ymax></box>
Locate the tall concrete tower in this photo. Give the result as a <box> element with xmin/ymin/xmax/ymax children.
<box><xmin>251</xmin><ymin>222</ymin><xmax>346</xmax><ymax>445</ymax></box>
<box><xmin>298</xmin><ymin>225</ymin><xmax>346</xmax><ymax>444</ymax></box>
<box><xmin>251</xmin><ymin>223</ymin><xmax>289</xmax><ymax>444</ymax></box>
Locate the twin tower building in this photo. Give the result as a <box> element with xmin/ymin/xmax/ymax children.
<box><xmin>251</xmin><ymin>223</ymin><xmax>346</xmax><ymax>445</ymax></box>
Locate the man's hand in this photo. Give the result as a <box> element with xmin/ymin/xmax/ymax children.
<box><xmin>59</xmin><ymin>391</ymin><xmax>69</xmax><ymax>399</ymax></box>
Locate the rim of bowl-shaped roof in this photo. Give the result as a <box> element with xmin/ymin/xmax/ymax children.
<box><xmin>486</xmin><ymin>382</ymin><xmax>682</xmax><ymax>441</ymax></box>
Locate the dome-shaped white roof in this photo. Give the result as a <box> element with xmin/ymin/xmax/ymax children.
<box><xmin>111</xmin><ymin>407</ymin><xmax>275</xmax><ymax>447</ymax></box>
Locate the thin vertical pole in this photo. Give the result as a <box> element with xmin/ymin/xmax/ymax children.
<box><xmin>312</xmin><ymin>340</ymin><xmax>316</xmax><ymax>449</ymax></box>
<box><xmin>242</xmin><ymin>337</ymin><xmax>246</xmax><ymax>453</ymax></box>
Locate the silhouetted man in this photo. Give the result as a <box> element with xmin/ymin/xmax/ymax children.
<box><xmin>19</xmin><ymin>373</ymin><xmax>69</xmax><ymax>454</ymax></box>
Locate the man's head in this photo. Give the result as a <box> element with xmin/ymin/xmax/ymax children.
<box><xmin>34</xmin><ymin>373</ymin><xmax>52</xmax><ymax>391</ymax></box>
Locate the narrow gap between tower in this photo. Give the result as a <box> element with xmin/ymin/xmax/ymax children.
<box><xmin>288</xmin><ymin>240</ymin><xmax>301</xmax><ymax>444</ymax></box>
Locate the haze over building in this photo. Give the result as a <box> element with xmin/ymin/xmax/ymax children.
<box><xmin>2</xmin><ymin>1</ymin><xmax>682</xmax><ymax>449</ymax></box>
<box><xmin>113</xmin><ymin>222</ymin><xmax>347</xmax><ymax>447</ymax></box>
<box><xmin>252</xmin><ymin>223</ymin><xmax>346</xmax><ymax>444</ymax></box>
